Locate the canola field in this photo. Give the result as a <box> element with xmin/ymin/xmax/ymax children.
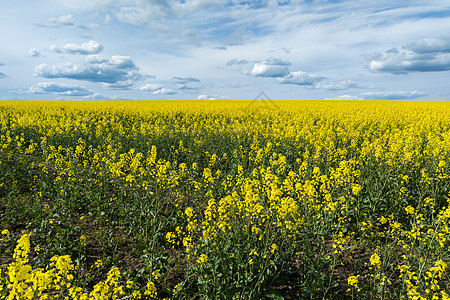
<box><xmin>0</xmin><ymin>100</ymin><xmax>450</xmax><ymax>299</ymax></box>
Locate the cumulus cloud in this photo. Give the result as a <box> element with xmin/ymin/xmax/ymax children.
<box><xmin>140</xmin><ymin>83</ymin><xmax>176</xmax><ymax>95</ymax></box>
<box><xmin>360</xmin><ymin>90</ymin><xmax>426</xmax><ymax>100</ymax></box>
<box><xmin>37</xmin><ymin>14</ymin><xmax>75</xmax><ymax>27</ymax></box>
<box><xmin>140</xmin><ymin>83</ymin><xmax>163</xmax><ymax>91</ymax></box>
<box><xmin>244</xmin><ymin>57</ymin><xmax>358</xmax><ymax>91</ymax></box>
<box><xmin>405</xmin><ymin>36</ymin><xmax>450</xmax><ymax>54</ymax></box>
<box><xmin>27</xmin><ymin>82</ymin><xmax>93</xmax><ymax>96</ymax></box>
<box><xmin>366</xmin><ymin>36</ymin><xmax>450</xmax><ymax>74</ymax></box>
<box><xmin>249</xmin><ymin>57</ymin><xmax>291</xmax><ymax>77</ymax></box>
<box><xmin>28</xmin><ymin>48</ymin><xmax>41</xmax><ymax>57</ymax></box>
<box><xmin>34</xmin><ymin>55</ymin><xmax>144</xmax><ymax>86</ymax></box>
<box><xmin>153</xmin><ymin>88</ymin><xmax>177</xmax><ymax>95</ymax></box>
<box><xmin>277</xmin><ymin>71</ymin><xmax>325</xmax><ymax>85</ymax></box>
<box><xmin>50</xmin><ymin>41</ymin><xmax>104</xmax><ymax>55</ymax></box>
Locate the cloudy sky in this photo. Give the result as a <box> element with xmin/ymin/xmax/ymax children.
<box><xmin>1</xmin><ymin>0</ymin><xmax>450</xmax><ymax>100</ymax></box>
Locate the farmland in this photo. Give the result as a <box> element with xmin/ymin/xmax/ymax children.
<box><xmin>1</xmin><ymin>100</ymin><xmax>450</xmax><ymax>299</ymax></box>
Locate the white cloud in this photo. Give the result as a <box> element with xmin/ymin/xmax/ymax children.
<box><xmin>140</xmin><ymin>83</ymin><xmax>163</xmax><ymax>91</ymax></box>
<box><xmin>37</xmin><ymin>14</ymin><xmax>75</xmax><ymax>27</ymax></box>
<box><xmin>244</xmin><ymin>58</ymin><xmax>358</xmax><ymax>91</ymax></box>
<box><xmin>140</xmin><ymin>83</ymin><xmax>176</xmax><ymax>95</ymax></box>
<box><xmin>170</xmin><ymin>76</ymin><xmax>201</xmax><ymax>91</ymax></box>
<box><xmin>27</xmin><ymin>82</ymin><xmax>93</xmax><ymax>96</ymax></box>
<box><xmin>50</xmin><ymin>41</ymin><xmax>104</xmax><ymax>55</ymax></box>
<box><xmin>197</xmin><ymin>94</ymin><xmax>229</xmax><ymax>100</ymax></box>
<box><xmin>263</xmin><ymin>57</ymin><xmax>291</xmax><ymax>66</ymax></box>
<box><xmin>405</xmin><ymin>36</ymin><xmax>450</xmax><ymax>54</ymax></box>
<box><xmin>226</xmin><ymin>59</ymin><xmax>250</xmax><ymax>66</ymax></box>
<box><xmin>277</xmin><ymin>71</ymin><xmax>325</xmax><ymax>85</ymax></box>
<box><xmin>28</xmin><ymin>48</ymin><xmax>41</xmax><ymax>57</ymax></box>
<box><xmin>250</xmin><ymin>63</ymin><xmax>289</xmax><ymax>77</ymax></box>
<box><xmin>77</xmin><ymin>23</ymin><xmax>100</xmax><ymax>30</ymax></box>
<box><xmin>331</xmin><ymin>90</ymin><xmax>427</xmax><ymax>100</ymax></box>
<box><xmin>175</xmin><ymin>0</ymin><xmax>224</xmax><ymax>12</ymax></box>
<box><xmin>153</xmin><ymin>88</ymin><xmax>177</xmax><ymax>95</ymax></box>
<box><xmin>366</xmin><ymin>35</ymin><xmax>450</xmax><ymax>74</ymax></box>
<box><xmin>34</xmin><ymin>55</ymin><xmax>144</xmax><ymax>85</ymax></box>
<box><xmin>315</xmin><ymin>80</ymin><xmax>359</xmax><ymax>90</ymax></box>
<box><xmin>3</xmin><ymin>0</ymin><xmax>450</xmax><ymax>100</ymax></box>
<box><xmin>104</xmin><ymin>80</ymin><xmax>136</xmax><ymax>90</ymax></box>
<box><xmin>249</xmin><ymin>57</ymin><xmax>291</xmax><ymax>77</ymax></box>
<box><xmin>360</xmin><ymin>90</ymin><xmax>426</xmax><ymax>100</ymax></box>
<box><xmin>115</xmin><ymin>3</ymin><xmax>171</xmax><ymax>28</ymax></box>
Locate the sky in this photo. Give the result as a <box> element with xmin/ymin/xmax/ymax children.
<box><xmin>1</xmin><ymin>0</ymin><xmax>450</xmax><ymax>100</ymax></box>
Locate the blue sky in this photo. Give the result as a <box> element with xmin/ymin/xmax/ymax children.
<box><xmin>1</xmin><ymin>0</ymin><xmax>450</xmax><ymax>100</ymax></box>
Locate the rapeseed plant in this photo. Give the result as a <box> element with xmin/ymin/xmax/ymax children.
<box><xmin>1</xmin><ymin>100</ymin><xmax>450</xmax><ymax>298</ymax></box>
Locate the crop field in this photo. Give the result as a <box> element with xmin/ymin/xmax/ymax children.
<box><xmin>0</xmin><ymin>100</ymin><xmax>450</xmax><ymax>299</ymax></box>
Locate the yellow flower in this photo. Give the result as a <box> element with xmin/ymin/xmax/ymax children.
<box><xmin>351</xmin><ymin>184</ymin><xmax>361</xmax><ymax>195</ymax></box>
<box><xmin>185</xmin><ymin>207</ymin><xmax>195</xmax><ymax>218</ymax></box>
<box><xmin>132</xmin><ymin>290</ymin><xmax>142</xmax><ymax>299</ymax></box>
<box><xmin>196</xmin><ymin>254</ymin><xmax>208</xmax><ymax>266</ymax></box>
<box><xmin>173</xmin><ymin>282</ymin><xmax>183</xmax><ymax>294</ymax></box>
<box><xmin>405</xmin><ymin>206</ymin><xmax>415</xmax><ymax>215</ymax></box>
<box><xmin>270</xmin><ymin>244</ymin><xmax>278</xmax><ymax>254</ymax></box>
<box><xmin>152</xmin><ymin>269</ymin><xmax>161</xmax><ymax>280</ymax></box>
<box><xmin>80</xmin><ymin>235</ymin><xmax>86</xmax><ymax>246</ymax></box>
<box><xmin>143</xmin><ymin>281</ymin><xmax>157</xmax><ymax>298</ymax></box>
<box><xmin>1</xmin><ymin>229</ymin><xmax>10</xmax><ymax>236</ymax></box>
<box><xmin>93</xmin><ymin>259</ymin><xmax>103</xmax><ymax>268</ymax></box>
<box><xmin>347</xmin><ymin>275</ymin><xmax>360</xmax><ymax>292</ymax></box>
<box><xmin>370</xmin><ymin>253</ymin><xmax>381</xmax><ymax>268</ymax></box>
<box><xmin>34</xmin><ymin>246</ymin><xmax>42</xmax><ymax>255</ymax></box>
<box><xmin>398</xmin><ymin>264</ymin><xmax>409</xmax><ymax>278</ymax></box>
